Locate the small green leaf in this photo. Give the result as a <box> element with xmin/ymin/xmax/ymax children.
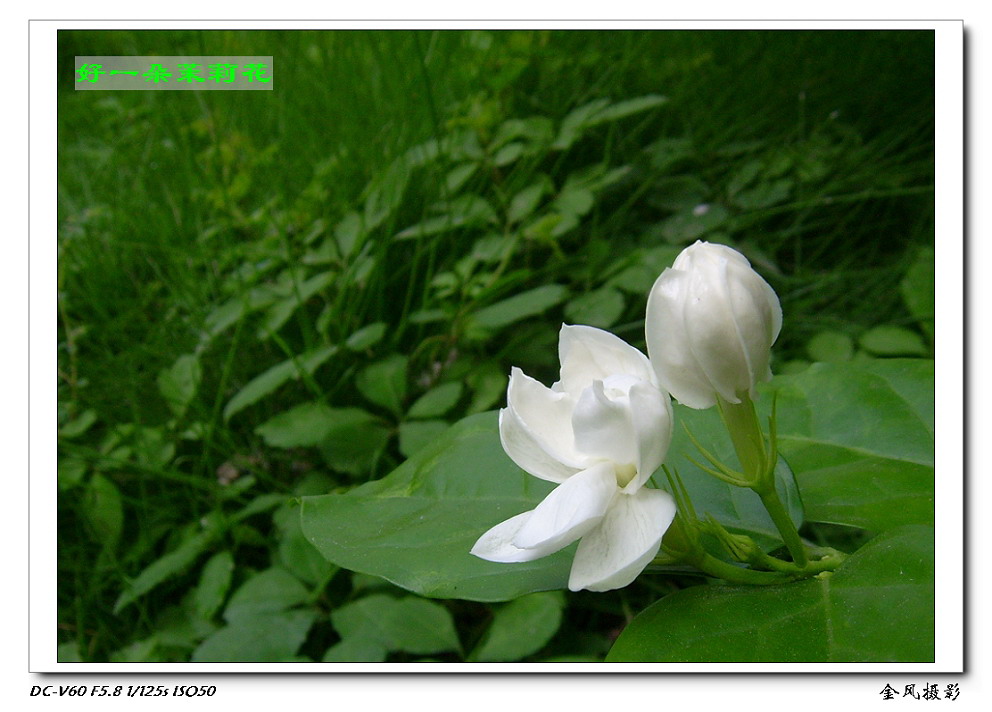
<box><xmin>731</xmin><ymin>178</ymin><xmax>793</xmax><ymax>210</ymax></box>
<box><xmin>646</xmin><ymin>137</ymin><xmax>694</xmax><ymax>172</ymax></box>
<box><xmin>114</xmin><ymin>531</ymin><xmax>214</xmax><ymax>613</ymax></box>
<box><xmin>194</xmin><ymin>551</ymin><xmax>235</xmax><ymax>620</ymax></box>
<box><xmin>507</xmin><ymin>178</ymin><xmax>551</xmax><ymax>224</ymax></box>
<box><xmin>334</xmin><ymin>211</ymin><xmax>364</xmax><ymax>258</ymax></box>
<box><xmin>606</xmin><ymin>525</ymin><xmax>934</xmax><ymax>662</ymax></box>
<box><xmin>258</xmin><ymin>271</ymin><xmax>335</xmax><ymax>339</ymax></box>
<box><xmin>157</xmin><ymin>354</ymin><xmax>202</xmax><ymax>417</ymax></box>
<box><xmin>192</xmin><ymin>610</ymin><xmax>317</xmax><ymax>662</ymax></box>
<box><xmin>57</xmin><ymin>642</ymin><xmax>83</xmax><ymax>662</ymax></box>
<box><xmin>606</xmin><ymin>245</ymin><xmax>681</xmax><ymax>295</ymax></box>
<box><xmin>316</xmin><ymin>408</ymin><xmax>393</xmax><ymax>476</ymax></box>
<box><xmin>344</xmin><ymin>322</ymin><xmax>388</xmax><ymax>351</ymax></box>
<box><xmin>553</xmin><ymin>95</ymin><xmax>666</xmax><ymax>150</ymax></box>
<box><xmin>859</xmin><ymin>325</ymin><xmax>928</xmax><ymax>356</ymax></box>
<box><xmin>224</xmin><ymin>345</ymin><xmax>337</xmax><ymax>421</ymax></box>
<box><xmin>322</xmin><ymin>636</ymin><xmax>388</xmax><ymax>663</ymax></box>
<box><xmin>491</xmin><ymin>116</ymin><xmax>554</xmax><ymax>150</ymax></box>
<box><xmin>330</xmin><ymin>594</ymin><xmax>460</xmax><ymax>655</ymax></box>
<box><xmin>256</xmin><ymin>402</ymin><xmax>344</xmax><ymax>449</ymax></box>
<box><xmin>806</xmin><ymin>331</ymin><xmax>854</xmax><ymax>363</ymax></box>
<box><xmin>364</xmin><ymin>158</ymin><xmax>411</xmax><ymax>231</ymax></box>
<box><xmin>445</xmin><ymin>162</ymin><xmax>478</xmax><ymax>193</ymax></box>
<box><xmin>492</xmin><ymin>142</ymin><xmax>524</xmax><ymax>166</ymax></box>
<box><xmin>470</xmin><ymin>591</ymin><xmax>565</xmax><ymax>661</ymax></box>
<box><xmin>356</xmin><ymin>354</ymin><xmax>408</xmax><ymax>414</ymax></box>
<box><xmin>58</xmin><ymin>457</ymin><xmax>87</xmax><ymax>490</ymax></box>
<box><xmin>110</xmin><ymin>637</ymin><xmax>160</xmax><ymax>663</ymax></box>
<box><xmin>59</xmin><ymin>409</ymin><xmax>98</xmax><ymax>439</ymax></box>
<box><xmin>469</xmin><ymin>284</ymin><xmax>569</xmax><ymax>331</ymax></box>
<box><xmin>407</xmin><ymin>382</ymin><xmax>464</xmax><ymax>419</ymax></box>
<box><xmin>553</xmin><ymin>186</ymin><xmax>594</xmax><ymax>219</ymax></box>
<box><xmin>83</xmin><ymin>474</ymin><xmax>123</xmax><ymax>547</ymax></box>
<box><xmin>590</xmin><ymin>94</ymin><xmax>667</xmax><ymax>124</ymax></box>
<box><xmin>553</xmin><ymin>98</ymin><xmax>610</xmax><ymax>150</ymax></box>
<box><xmin>131</xmin><ymin>426</ymin><xmax>175</xmax><ymax>469</ymax></box>
<box><xmin>223</xmin><ymin>567</ymin><xmax>310</xmax><ymax>622</ymax></box>
<box><xmin>564</xmin><ymin>287</ymin><xmax>625</xmax><ymax>328</ymax></box>
<box><xmin>466</xmin><ymin>366</ymin><xmax>508</xmax><ymax>414</ymax></box>
<box><xmin>726</xmin><ymin>159</ymin><xmax>763</xmax><ymax>197</ymax></box>
<box><xmin>395</xmin><ymin>195</ymin><xmax>496</xmax><ymax>240</ymax></box>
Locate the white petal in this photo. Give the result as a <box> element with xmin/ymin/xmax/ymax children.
<box><xmin>499</xmin><ymin>408</ymin><xmax>579</xmax><ymax>484</ymax></box>
<box><xmin>724</xmin><ymin>259</ymin><xmax>782</xmax><ymax>397</ymax></box>
<box><xmin>674</xmin><ymin>240</ymin><xmax>751</xmax><ymax>271</ymax></box>
<box><xmin>646</xmin><ymin>268</ymin><xmax>718</xmax><ymax>409</ymax></box>
<box><xmin>470</xmin><ymin>511</ymin><xmax>564</xmax><ymax>563</ymax></box>
<box><xmin>556</xmin><ymin>324</ymin><xmax>656</xmax><ymax>395</ymax></box>
<box><xmin>506</xmin><ymin>367</ymin><xmax>586</xmax><ymax>469</ymax></box>
<box><xmin>622</xmin><ymin>380</ymin><xmax>673</xmax><ymax>494</ymax></box>
<box><xmin>513</xmin><ymin>462</ymin><xmax>617</xmax><ymax>551</ymax></box>
<box><xmin>682</xmin><ymin>255</ymin><xmax>750</xmax><ymax>404</ymax></box>
<box><xmin>570</xmin><ymin>380</ymin><xmax>638</xmax><ymax>467</ymax></box>
<box><xmin>567</xmin><ymin>488</ymin><xmax>677</xmax><ymax>592</ymax></box>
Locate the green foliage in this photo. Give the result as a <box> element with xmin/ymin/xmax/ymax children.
<box><xmin>301</xmin><ymin>413</ymin><xmax>573</xmax><ymax>601</ymax></box>
<box><xmin>224</xmin><ymin>345</ymin><xmax>338</xmax><ymax>421</ymax></box>
<box><xmin>193</xmin><ymin>552</ymin><xmax>235</xmax><ymax>620</ymax></box>
<box><xmin>901</xmin><ymin>246</ymin><xmax>935</xmax><ymax>343</ymax></box>
<box><xmin>606</xmin><ymin>525</ymin><xmax>934</xmax><ymax>662</ymax></box>
<box><xmin>469</xmin><ymin>591</ymin><xmax>566</xmax><ymax>661</ymax></box>
<box><xmin>330</xmin><ymin>594</ymin><xmax>461</xmax><ymax>656</ymax></box>
<box><xmin>192</xmin><ymin>610</ymin><xmax>317</xmax><ymax>662</ymax></box>
<box><xmin>57</xmin><ymin>29</ymin><xmax>935</xmax><ymax>663</ymax></box>
<box><xmin>772</xmin><ymin>360</ymin><xmax>933</xmax><ymax>531</ymax></box>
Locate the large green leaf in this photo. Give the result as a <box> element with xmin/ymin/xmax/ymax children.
<box><xmin>768</xmin><ymin>359</ymin><xmax>934</xmax><ymax>531</ymax></box>
<box><xmin>301</xmin><ymin>412</ymin><xmax>572</xmax><ymax>601</ymax></box>
<box><xmin>606</xmin><ymin>525</ymin><xmax>934</xmax><ymax>662</ymax></box>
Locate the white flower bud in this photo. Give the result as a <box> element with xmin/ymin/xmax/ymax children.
<box><xmin>645</xmin><ymin>241</ymin><xmax>782</xmax><ymax>409</ymax></box>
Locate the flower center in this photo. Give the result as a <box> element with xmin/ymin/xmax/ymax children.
<box><xmin>614</xmin><ymin>463</ymin><xmax>637</xmax><ymax>488</ymax></box>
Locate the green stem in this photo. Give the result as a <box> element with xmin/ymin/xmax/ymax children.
<box><xmin>716</xmin><ymin>394</ymin><xmax>767</xmax><ymax>483</ymax></box>
<box><xmin>757</xmin><ymin>486</ymin><xmax>809</xmax><ymax>568</ymax></box>
<box><xmin>690</xmin><ymin>552</ymin><xmax>795</xmax><ymax>586</ymax></box>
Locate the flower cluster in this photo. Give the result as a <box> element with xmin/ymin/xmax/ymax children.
<box><xmin>471</xmin><ymin>240</ymin><xmax>783</xmax><ymax>591</ymax></box>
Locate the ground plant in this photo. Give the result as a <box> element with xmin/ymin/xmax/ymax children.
<box><xmin>57</xmin><ymin>29</ymin><xmax>935</xmax><ymax>663</ymax></box>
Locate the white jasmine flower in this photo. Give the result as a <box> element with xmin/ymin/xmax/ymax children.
<box><xmin>471</xmin><ymin>325</ymin><xmax>676</xmax><ymax>592</ymax></box>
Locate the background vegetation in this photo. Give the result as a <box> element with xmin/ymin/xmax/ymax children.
<box><xmin>57</xmin><ymin>29</ymin><xmax>934</xmax><ymax>662</ymax></box>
